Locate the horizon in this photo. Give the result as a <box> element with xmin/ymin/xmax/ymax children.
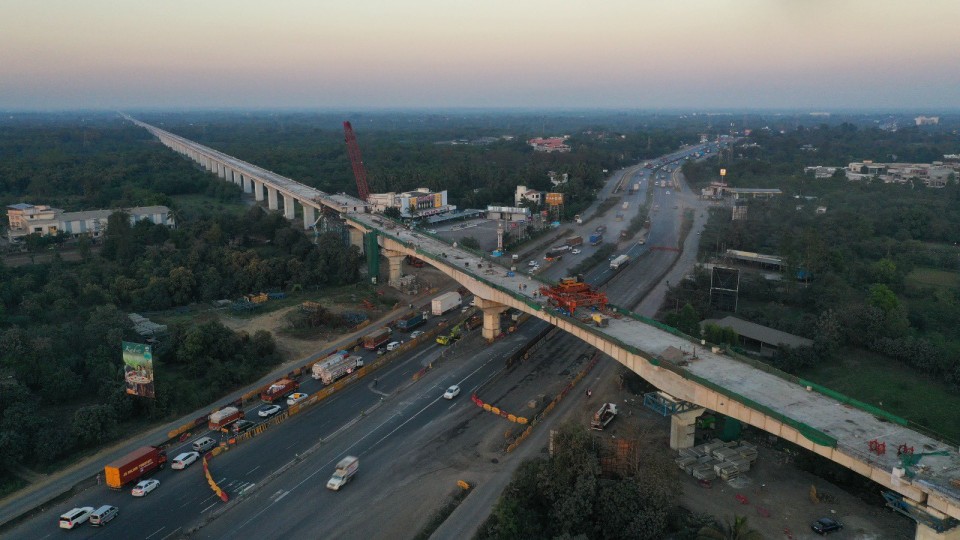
<box><xmin>2</xmin><ymin>1</ymin><xmax>958</xmax><ymax>110</ymax></box>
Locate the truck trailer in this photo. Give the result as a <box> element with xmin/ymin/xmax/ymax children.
<box><xmin>589</xmin><ymin>233</ymin><xmax>603</xmax><ymax>245</ymax></box>
<box><xmin>395</xmin><ymin>311</ymin><xmax>425</xmax><ymax>331</ymax></box>
<box><xmin>208</xmin><ymin>406</ymin><xmax>243</xmax><ymax>431</ymax></box>
<box><xmin>610</xmin><ymin>255</ymin><xmax>631</xmax><ymax>270</ymax></box>
<box><xmin>260</xmin><ymin>378</ymin><xmax>299</xmax><ymax>403</ymax></box>
<box><xmin>312</xmin><ymin>353</ymin><xmax>364</xmax><ymax>384</ymax></box>
<box><xmin>362</xmin><ymin>327</ymin><xmax>392</xmax><ymax>350</ymax></box>
<box><xmin>326</xmin><ymin>456</ymin><xmax>359</xmax><ymax>491</ymax></box>
<box><xmin>104</xmin><ymin>446</ymin><xmax>167</xmax><ymax>489</ymax></box>
<box><xmin>565</xmin><ymin>236</ymin><xmax>583</xmax><ymax>247</ymax></box>
<box><xmin>431</xmin><ymin>292</ymin><xmax>461</xmax><ymax>315</ymax></box>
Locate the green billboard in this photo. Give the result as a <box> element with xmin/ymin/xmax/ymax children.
<box><xmin>122</xmin><ymin>341</ymin><xmax>155</xmax><ymax>398</ymax></box>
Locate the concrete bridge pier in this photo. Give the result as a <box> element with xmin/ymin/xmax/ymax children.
<box><xmin>253</xmin><ymin>180</ymin><xmax>264</xmax><ymax>202</ymax></box>
<box><xmin>242</xmin><ymin>175</ymin><xmax>253</xmax><ymax>194</ymax></box>
<box><xmin>475</xmin><ymin>297</ymin><xmax>508</xmax><ymax>342</ymax></box>
<box><xmin>283</xmin><ymin>194</ymin><xmax>296</xmax><ymax>219</ymax></box>
<box><xmin>217</xmin><ymin>163</ymin><xmax>226</xmax><ymax>179</ymax></box>
<box><xmin>303</xmin><ymin>206</ymin><xmax>316</xmax><ymax>230</ymax></box>
<box><xmin>669</xmin><ymin>408</ymin><xmax>705</xmax><ymax>450</ymax></box>
<box><xmin>383</xmin><ymin>249</ymin><xmax>405</xmax><ymax>286</ymax></box>
<box><xmin>267</xmin><ymin>187</ymin><xmax>278</xmax><ymax>210</ymax></box>
<box><xmin>349</xmin><ymin>228</ymin><xmax>365</xmax><ymax>250</ymax></box>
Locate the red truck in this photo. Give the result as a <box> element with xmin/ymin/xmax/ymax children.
<box><xmin>208</xmin><ymin>406</ymin><xmax>243</xmax><ymax>431</ymax></box>
<box><xmin>103</xmin><ymin>446</ymin><xmax>167</xmax><ymax>489</ymax></box>
<box><xmin>362</xmin><ymin>327</ymin><xmax>392</xmax><ymax>350</ymax></box>
<box><xmin>260</xmin><ymin>378</ymin><xmax>299</xmax><ymax>403</ymax></box>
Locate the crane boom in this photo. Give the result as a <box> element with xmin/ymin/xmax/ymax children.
<box><xmin>343</xmin><ymin>121</ymin><xmax>371</xmax><ymax>201</ymax></box>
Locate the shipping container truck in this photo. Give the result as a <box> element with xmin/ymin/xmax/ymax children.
<box><xmin>590</xmin><ymin>403</ymin><xmax>618</xmax><ymax>431</ymax></box>
<box><xmin>544</xmin><ymin>245</ymin><xmax>571</xmax><ymax>260</ymax></box>
<box><xmin>208</xmin><ymin>406</ymin><xmax>243</xmax><ymax>431</ymax></box>
<box><xmin>312</xmin><ymin>354</ymin><xmax>364</xmax><ymax>384</ymax></box>
<box><xmin>395</xmin><ymin>311</ymin><xmax>424</xmax><ymax>331</ymax></box>
<box><xmin>565</xmin><ymin>236</ymin><xmax>583</xmax><ymax>247</ymax></box>
<box><xmin>326</xmin><ymin>456</ymin><xmax>359</xmax><ymax>491</ymax></box>
<box><xmin>260</xmin><ymin>378</ymin><xmax>299</xmax><ymax>403</ymax></box>
<box><xmin>589</xmin><ymin>233</ymin><xmax>603</xmax><ymax>246</ymax></box>
<box><xmin>362</xmin><ymin>327</ymin><xmax>392</xmax><ymax>350</ymax></box>
<box><xmin>104</xmin><ymin>446</ymin><xmax>167</xmax><ymax>489</ymax></box>
<box><xmin>610</xmin><ymin>254</ymin><xmax>631</xmax><ymax>270</ymax></box>
<box><xmin>631</xmin><ymin>183</ymin><xmax>640</xmax><ymax>194</ymax></box>
<box><xmin>431</xmin><ymin>292</ymin><xmax>461</xmax><ymax>315</ymax></box>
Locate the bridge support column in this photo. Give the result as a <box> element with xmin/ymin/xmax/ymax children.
<box><xmin>303</xmin><ymin>206</ymin><xmax>316</xmax><ymax>230</ymax></box>
<box><xmin>242</xmin><ymin>175</ymin><xmax>252</xmax><ymax>194</ymax></box>
<box><xmin>267</xmin><ymin>187</ymin><xmax>278</xmax><ymax>210</ymax></box>
<box><xmin>916</xmin><ymin>524</ymin><xmax>960</xmax><ymax>540</ymax></box>
<box><xmin>349</xmin><ymin>228</ymin><xmax>364</xmax><ymax>250</ymax></box>
<box><xmin>217</xmin><ymin>163</ymin><xmax>226</xmax><ymax>179</ymax></box>
<box><xmin>205</xmin><ymin>158</ymin><xmax>214</xmax><ymax>172</ymax></box>
<box><xmin>669</xmin><ymin>408</ymin><xmax>705</xmax><ymax>450</ymax></box>
<box><xmin>253</xmin><ymin>180</ymin><xmax>264</xmax><ymax>202</ymax></box>
<box><xmin>283</xmin><ymin>195</ymin><xmax>296</xmax><ymax>219</ymax></box>
<box><xmin>383</xmin><ymin>249</ymin><xmax>404</xmax><ymax>286</ymax></box>
<box><xmin>475</xmin><ymin>298</ymin><xmax>508</xmax><ymax>342</ymax></box>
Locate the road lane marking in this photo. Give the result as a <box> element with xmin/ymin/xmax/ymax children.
<box><xmin>145</xmin><ymin>526</ymin><xmax>165</xmax><ymax>539</ymax></box>
<box><xmin>275</xmin><ymin>490</ymin><xmax>290</xmax><ymax>502</ymax></box>
<box><xmin>201</xmin><ymin>502</ymin><xmax>218</xmax><ymax>513</ymax></box>
<box><xmin>160</xmin><ymin>528</ymin><xmax>181</xmax><ymax>540</ymax></box>
<box><xmin>247</xmin><ymin>465</ymin><xmax>260</xmax><ymax>475</ymax></box>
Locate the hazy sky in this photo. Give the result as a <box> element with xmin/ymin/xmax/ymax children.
<box><xmin>2</xmin><ymin>0</ymin><xmax>958</xmax><ymax>110</ymax></box>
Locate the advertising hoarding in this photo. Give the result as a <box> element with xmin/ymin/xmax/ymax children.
<box><xmin>122</xmin><ymin>341</ymin><xmax>155</xmax><ymax>398</ymax></box>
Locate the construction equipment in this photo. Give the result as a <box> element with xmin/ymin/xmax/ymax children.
<box><xmin>436</xmin><ymin>324</ymin><xmax>462</xmax><ymax>345</ymax></box>
<box><xmin>343</xmin><ymin>121</ymin><xmax>371</xmax><ymax>202</ymax></box>
<box><xmin>538</xmin><ymin>275</ymin><xmax>608</xmax><ymax>315</ymax></box>
<box><xmin>590</xmin><ymin>403</ymin><xmax>618</xmax><ymax>430</ymax></box>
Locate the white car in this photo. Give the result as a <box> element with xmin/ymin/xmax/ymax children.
<box><xmin>386</xmin><ymin>341</ymin><xmax>401</xmax><ymax>351</ymax></box>
<box><xmin>287</xmin><ymin>392</ymin><xmax>308</xmax><ymax>406</ymax></box>
<box><xmin>59</xmin><ymin>506</ymin><xmax>94</xmax><ymax>529</ymax></box>
<box><xmin>571</xmin><ymin>249</ymin><xmax>581</xmax><ymax>255</ymax></box>
<box><xmin>528</xmin><ymin>260</ymin><xmax>537</xmax><ymax>267</ymax></box>
<box><xmin>410</xmin><ymin>330</ymin><xmax>424</xmax><ymax>339</ymax></box>
<box><xmin>258</xmin><ymin>404</ymin><xmax>282</xmax><ymax>417</ymax></box>
<box><xmin>443</xmin><ymin>385</ymin><xmax>461</xmax><ymax>399</ymax></box>
<box><xmin>171</xmin><ymin>452</ymin><xmax>199</xmax><ymax>470</ymax></box>
<box><xmin>131</xmin><ymin>479</ymin><xmax>159</xmax><ymax>497</ymax></box>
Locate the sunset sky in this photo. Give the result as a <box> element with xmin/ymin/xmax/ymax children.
<box><xmin>2</xmin><ymin>0</ymin><xmax>958</xmax><ymax>110</ymax></box>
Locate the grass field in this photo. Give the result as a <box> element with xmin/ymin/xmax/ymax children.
<box><xmin>905</xmin><ymin>267</ymin><xmax>960</xmax><ymax>290</ymax></box>
<box><xmin>802</xmin><ymin>348</ymin><xmax>960</xmax><ymax>443</ymax></box>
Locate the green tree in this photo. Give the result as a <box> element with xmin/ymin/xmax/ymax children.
<box><xmin>868</xmin><ymin>284</ymin><xmax>900</xmax><ymax>314</ymax></box>
<box><xmin>382</xmin><ymin>207</ymin><xmax>402</xmax><ymax>220</ymax></box>
<box><xmin>697</xmin><ymin>515</ymin><xmax>763</xmax><ymax>540</ymax></box>
<box><xmin>459</xmin><ymin>236</ymin><xmax>481</xmax><ymax>250</ymax></box>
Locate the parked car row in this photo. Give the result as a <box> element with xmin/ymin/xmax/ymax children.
<box><xmin>59</xmin><ymin>505</ymin><xmax>118</xmax><ymax>529</ymax></box>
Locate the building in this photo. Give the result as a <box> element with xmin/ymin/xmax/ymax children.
<box><xmin>5</xmin><ymin>203</ymin><xmax>174</xmax><ymax>242</ymax></box>
<box><xmin>701</xmin><ymin>315</ymin><xmax>812</xmax><ymax>357</ymax></box>
<box><xmin>527</xmin><ymin>137</ymin><xmax>571</xmax><ymax>153</ymax></box>
<box><xmin>844</xmin><ymin>160</ymin><xmax>958</xmax><ymax>186</ymax></box>
<box><xmin>804</xmin><ymin>166</ymin><xmax>839</xmax><ymax>179</ymax></box>
<box><xmin>915</xmin><ymin>116</ymin><xmax>940</xmax><ymax>126</ymax></box>
<box><xmin>485</xmin><ymin>206</ymin><xmax>531</xmax><ymax>222</ymax></box>
<box><xmin>514</xmin><ymin>185</ymin><xmax>543</xmax><ymax>207</ymax></box>
<box><xmin>727</xmin><ymin>188</ymin><xmax>783</xmax><ymax>200</ymax></box>
<box><xmin>367</xmin><ymin>188</ymin><xmax>455</xmax><ymax>218</ymax></box>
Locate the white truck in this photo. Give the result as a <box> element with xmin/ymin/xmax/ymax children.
<box><xmin>326</xmin><ymin>456</ymin><xmax>359</xmax><ymax>490</ymax></box>
<box><xmin>590</xmin><ymin>403</ymin><xmax>618</xmax><ymax>431</ymax></box>
<box><xmin>609</xmin><ymin>254</ymin><xmax>631</xmax><ymax>271</ymax></box>
<box><xmin>431</xmin><ymin>292</ymin><xmax>461</xmax><ymax>316</ymax></box>
<box><xmin>312</xmin><ymin>353</ymin><xmax>363</xmax><ymax>384</ymax></box>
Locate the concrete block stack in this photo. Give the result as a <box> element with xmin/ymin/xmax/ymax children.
<box><xmin>675</xmin><ymin>439</ymin><xmax>759</xmax><ymax>483</ymax></box>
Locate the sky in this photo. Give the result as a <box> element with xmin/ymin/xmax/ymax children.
<box><xmin>1</xmin><ymin>0</ymin><xmax>958</xmax><ymax>110</ymax></box>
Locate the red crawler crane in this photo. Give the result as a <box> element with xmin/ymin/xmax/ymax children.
<box><xmin>343</xmin><ymin>121</ymin><xmax>371</xmax><ymax>201</ymax></box>
<box><xmin>538</xmin><ymin>276</ymin><xmax>608</xmax><ymax>314</ymax></box>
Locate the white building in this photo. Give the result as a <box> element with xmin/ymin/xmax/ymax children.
<box><xmin>514</xmin><ymin>185</ymin><xmax>543</xmax><ymax>207</ymax></box>
<box><xmin>367</xmin><ymin>188</ymin><xmax>455</xmax><ymax>218</ymax></box>
<box><xmin>5</xmin><ymin>203</ymin><xmax>174</xmax><ymax>242</ymax></box>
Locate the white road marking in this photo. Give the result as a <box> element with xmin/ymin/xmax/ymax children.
<box><xmin>160</xmin><ymin>528</ymin><xmax>181</xmax><ymax>540</ymax></box>
<box><xmin>275</xmin><ymin>491</ymin><xmax>290</xmax><ymax>502</ymax></box>
<box><xmin>145</xmin><ymin>526</ymin><xmax>165</xmax><ymax>539</ymax></box>
<box><xmin>247</xmin><ymin>465</ymin><xmax>260</xmax><ymax>475</ymax></box>
<box><xmin>200</xmin><ymin>502</ymin><xmax>218</xmax><ymax>514</ymax></box>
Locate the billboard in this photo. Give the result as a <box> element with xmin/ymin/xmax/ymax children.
<box><xmin>122</xmin><ymin>341</ymin><xmax>155</xmax><ymax>398</ymax></box>
<box><xmin>545</xmin><ymin>192</ymin><xmax>564</xmax><ymax>206</ymax></box>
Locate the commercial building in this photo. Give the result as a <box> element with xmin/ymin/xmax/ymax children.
<box><xmin>5</xmin><ymin>203</ymin><xmax>174</xmax><ymax>242</ymax></box>
<box><xmin>514</xmin><ymin>185</ymin><xmax>543</xmax><ymax>207</ymax></box>
<box><xmin>367</xmin><ymin>188</ymin><xmax>455</xmax><ymax>218</ymax></box>
<box><xmin>845</xmin><ymin>160</ymin><xmax>958</xmax><ymax>187</ymax></box>
<box><xmin>527</xmin><ymin>137</ymin><xmax>571</xmax><ymax>153</ymax></box>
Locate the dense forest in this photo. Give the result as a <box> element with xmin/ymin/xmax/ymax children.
<box><xmin>670</xmin><ymin>124</ymin><xmax>960</xmax><ymax>436</ymax></box>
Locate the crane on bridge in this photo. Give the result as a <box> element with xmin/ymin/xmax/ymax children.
<box><xmin>538</xmin><ymin>275</ymin><xmax>608</xmax><ymax>315</ymax></box>
<box><xmin>343</xmin><ymin>121</ymin><xmax>371</xmax><ymax>202</ymax></box>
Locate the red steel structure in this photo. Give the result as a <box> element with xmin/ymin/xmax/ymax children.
<box><xmin>343</xmin><ymin>121</ymin><xmax>371</xmax><ymax>201</ymax></box>
<box><xmin>539</xmin><ymin>276</ymin><xmax>608</xmax><ymax>314</ymax></box>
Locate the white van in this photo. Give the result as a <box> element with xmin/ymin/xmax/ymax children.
<box><xmin>59</xmin><ymin>507</ymin><xmax>94</xmax><ymax>529</ymax></box>
<box><xmin>192</xmin><ymin>436</ymin><xmax>216</xmax><ymax>453</ymax></box>
<box><xmin>386</xmin><ymin>341</ymin><xmax>401</xmax><ymax>351</ymax></box>
<box><xmin>89</xmin><ymin>505</ymin><xmax>118</xmax><ymax>526</ymax></box>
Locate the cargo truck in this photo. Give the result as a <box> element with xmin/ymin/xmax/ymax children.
<box><xmin>590</xmin><ymin>403</ymin><xmax>618</xmax><ymax>431</ymax></box>
<box><xmin>104</xmin><ymin>446</ymin><xmax>167</xmax><ymax>489</ymax></box>
<box><xmin>326</xmin><ymin>456</ymin><xmax>359</xmax><ymax>491</ymax></box>
<box><xmin>208</xmin><ymin>406</ymin><xmax>243</xmax><ymax>431</ymax></box>
<box><xmin>431</xmin><ymin>292</ymin><xmax>461</xmax><ymax>315</ymax></box>
<box><xmin>395</xmin><ymin>311</ymin><xmax>425</xmax><ymax>331</ymax></box>
<box><xmin>362</xmin><ymin>327</ymin><xmax>392</xmax><ymax>350</ymax></box>
<box><xmin>260</xmin><ymin>378</ymin><xmax>299</xmax><ymax>403</ymax></box>
<box><xmin>565</xmin><ymin>236</ymin><xmax>583</xmax><ymax>247</ymax></box>
<box><xmin>589</xmin><ymin>233</ymin><xmax>603</xmax><ymax>245</ymax></box>
<box><xmin>621</xmin><ymin>201</ymin><xmax>629</xmax><ymax>210</ymax></box>
<box><xmin>312</xmin><ymin>353</ymin><xmax>364</xmax><ymax>384</ymax></box>
<box><xmin>610</xmin><ymin>254</ymin><xmax>630</xmax><ymax>270</ymax></box>
<box><xmin>544</xmin><ymin>245</ymin><xmax>571</xmax><ymax>260</ymax></box>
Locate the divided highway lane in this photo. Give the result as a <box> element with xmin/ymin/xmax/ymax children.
<box><xmin>7</xmin><ymin>325</ymin><xmax>462</xmax><ymax>540</ymax></box>
<box><xmin>193</xmin><ymin>328</ymin><xmax>544</xmax><ymax>539</ymax></box>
